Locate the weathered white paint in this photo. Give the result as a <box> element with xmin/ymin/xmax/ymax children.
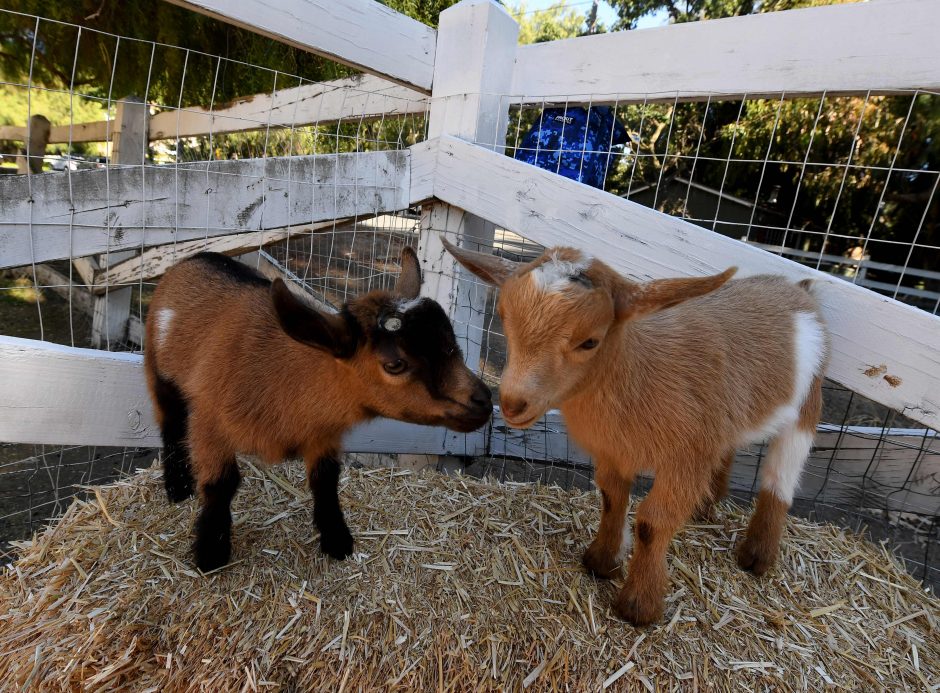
<box><xmin>0</xmin><ymin>150</ymin><xmax>411</xmax><ymax>269</ymax></box>
<box><xmin>419</xmin><ymin>0</ymin><xmax>519</xmax><ymax>412</ymax></box>
<box><xmin>0</xmin><ymin>336</ymin><xmax>159</xmax><ymax>447</ymax></box>
<box><xmin>431</xmin><ymin>135</ymin><xmax>940</xmax><ymax>431</ymax></box>
<box><xmin>149</xmin><ymin>74</ymin><xmax>427</xmax><ymax>140</ymax></box>
<box><xmin>93</xmin><ymin>220</ymin><xmax>344</xmax><ymax>289</ymax></box>
<box><xmin>408</xmin><ymin>139</ymin><xmax>436</xmax><ymax>204</ymax></box>
<box><xmin>165</xmin><ymin>0</ymin><xmax>436</xmax><ymax>92</ymax></box>
<box><xmin>511</xmin><ymin>0</ymin><xmax>940</xmax><ymax>103</ymax></box>
<box><xmin>0</xmin><ymin>120</ymin><xmax>109</xmax><ymax>145</ymax></box>
<box><xmin>92</xmin><ymin>97</ymin><xmax>148</xmax><ymax>349</ymax></box>
<box><xmin>11</xmin><ymin>263</ymin><xmax>94</xmax><ymax>317</ymax></box>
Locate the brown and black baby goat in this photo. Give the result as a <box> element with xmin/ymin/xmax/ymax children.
<box><xmin>144</xmin><ymin>249</ymin><xmax>492</xmax><ymax>572</ymax></box>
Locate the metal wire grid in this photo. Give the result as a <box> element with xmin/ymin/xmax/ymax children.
<box><xmin>0</xmin><ymin>8</ymin><xmax>430</xmax><ymax>351</ymax></box>
<box><xmin>481</xmin><ymin>90</ymin><xmax>940</xmax><ymax>315</ymax></box>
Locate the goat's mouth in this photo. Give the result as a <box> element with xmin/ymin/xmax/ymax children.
<box><xmin>442</xmin><ymin>403</ymin><xmax>493</xmax><ymax>432</ymax></box>
<box><xmin>502</xmin><ymin>413</ymin><xmax>541</xmax><ymax>429</ymax></box>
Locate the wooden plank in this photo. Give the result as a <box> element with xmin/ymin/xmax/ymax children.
<box><xmin>93</xmin><ymin>225</ymin><xmax>324</xmax><ymax>289</ymax></box>
<box><xmin>92</xmin><ymin>97</ymin><xmax>147</xmax><ymax>349</ymax></box>
<box><xmin>0</xmin><ymin>150</ymin><xmax>411</xmax><ymax>269</ymax></box>
<box><xmin>0</xmin><ymin>121</ymin><xmax>109</xmax><ymax>145</ymax></box>
<box><xmin>418</xmin><ymin>0</ymin><xmax>518</xmax><ymax>394</ymax></box>
<box><xmin>11</xmin><ymin>263</ymin><xmax>94</xmax><ymax>317</ymax></box>
<box><xmin>165</xmin><ymin>0</ymin><xmax>436</xmax><ymax>92</ymax></box>
<box><xmin>149</xmin><ymin>74</ymin><xmax>427</xmax><ymax>140</ymax></box>
<box><xmin>430</xmin><ymin>135</ymin><xmax>940</xmax><ymax>431</ymax></box>
<box><xmin>0</xmin><ymin>336</ymin><xmax>159</xmax><ymax>447</ymax></box>
<box><xmin>0</xmin><ymin>335</ymin><xmax>450</xmax><ymax>454</ymax></box>
<box><xmin>510</xmin><ymin>0</ymin><xmax>940</xmax><ymax>103</ymax></box>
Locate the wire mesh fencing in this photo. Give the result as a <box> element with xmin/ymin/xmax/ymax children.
<box><xmin>1</xmin><ymin>10</ymin><xmax>938</xmax><ymax>595</ymax></box>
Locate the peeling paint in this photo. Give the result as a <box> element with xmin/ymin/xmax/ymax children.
<box><xmin>883</xmin><ymin>374</ymin><xmax>902</xmax><ymax>388</ymax></box>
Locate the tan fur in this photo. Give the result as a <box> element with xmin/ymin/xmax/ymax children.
<box><xmin>444</xmin><ymin>240</ymin><xmax>831</xmax><ymax>625</ymax></box>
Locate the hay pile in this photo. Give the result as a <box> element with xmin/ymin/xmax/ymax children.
<box><xmin>0</xmin><ymin>462</ymin><xmax>936</xmax><ymax>691</ymax></box>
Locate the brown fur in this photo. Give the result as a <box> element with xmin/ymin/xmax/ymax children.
<box><xmin>145</xmin><ymin>250</ymin><xmax>491</xmax><ymax>571</ymax></box>
<box><xmin>444</xmin><ymin>240</ymin><xmax>830</xmax><ymax>625</ymax></box>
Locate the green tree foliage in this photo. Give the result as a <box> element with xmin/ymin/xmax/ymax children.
<box><xmin>610</xmin><ymin>0</ymin><xmax>859</xmax><ymax>28</ymax></box>
<box><xmin>0</xmin><ymin>1</ymin><xmax>354</xmax><ymax>108</ymax></box>
<box><xmin>510</xmin><ymin>2</ymin><xmax>587</xmax><ymax>44</ymax></box>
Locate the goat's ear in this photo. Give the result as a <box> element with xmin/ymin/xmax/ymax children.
<box><xmin>613</xmin><ymin>267</ymin><xmax>737</xmax><ymax>322</ymax></box>
<box><xmin>441</xmin><ymin>237</ymin><xmax>520</xmax><ymax>287</ymax></box>
<box><xmin>395</xmin><ymin>246</ymin><xmax>421</xmax><ymax>299</ymax></box>
<box><xmin>271</xmin><ymin>279</ymin><xmax>357</xmax><ymax>357</ymax></box>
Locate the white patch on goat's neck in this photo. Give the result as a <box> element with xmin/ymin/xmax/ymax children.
<box><xmin>742</xmin><ymin>311</ymin><xmax>827</xmax><ymax>444</ymax></box>
<box><xmin>155</xmin><ymin>308</ymin><xmax>175</xmax><ymax>349</ymax></box>
<box><xmin>530</xmin><ymin>252</ymin><xmax>592</xmax><ymax>293</ymax></box>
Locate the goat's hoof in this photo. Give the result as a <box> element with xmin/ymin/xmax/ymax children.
<box><xmin>614</xmin><ymin>587</ymin><xmax>663</xmax><ymax>627</ymax></box>
<box><xmin>320</xmin><ymin>525</ymin><xmax>354</xmax><ymax>560</ymax></box>
<box><xmin>736</xmin><ymin>538</ymin><xmax>776</xmax><ymax>576</ymax></box>
<box><xmin>194</xmin><ymin>536</ymin><xmax>231</xmax><ymax>573</ymax></box>
<box><xmin>582</xmin><ymin>543</ymin><xmax>621</xmax><ymax>579</ymax></box>
<box><xmin>692</xmin><ymin>502</ymin><xmax>716</xmax><ymax>522</ymax></box>
<box><xmin>165</xmin><ymin>479</ymin><xmax>195</xmax><ymax>503</ymax></box>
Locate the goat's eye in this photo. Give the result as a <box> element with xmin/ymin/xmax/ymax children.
<box><xmin>579</xmin><ymin>338</ymin><xmax>599</xmax><ymax>351</ymax></box>
<box><xmin>383</xmin><ymin>359</ymin><xmax>408</xmax><ymax>375</ymax></box>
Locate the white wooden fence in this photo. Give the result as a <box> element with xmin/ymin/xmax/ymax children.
<box><xmin>1</xmin><ymin>0</ymin><xmax>939</xmax><ymax>495</ymax></box>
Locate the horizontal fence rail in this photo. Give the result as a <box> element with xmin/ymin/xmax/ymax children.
<box><xmin>0</xmin><ymin>75</ymin><xmax>428</xmax><ymax>145</ymax></box>
<box><xmin>165</xmin><ymin>0</ymin><xmax>436</xmax><ymax>92</ymax></box>
<box><xmin>510</xmin><ymin>0</ymin><xmax>940</xmax><ymax>104</ymax></box>
<box><xmin>420</xmin><ymin>135</ymin><xmax>940</xmax><ymax>431</ymax></box>
<box><xmin>0</xmin><ymin>150</ymin><xmax>411</xmax><ymax>268</ymax></box>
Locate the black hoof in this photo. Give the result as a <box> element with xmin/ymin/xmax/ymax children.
<box><xmin>165</xmin><ymin>475</ymin><xmax>195</xmax><ymax>503</ymax></box>
<box><xmin>195</xmin><ymin>533</ymin><xmax>231</xmax><ymax>572</ymax></box>
<box><xmin>320</xmin><ymin>524</ymin><xmax>354</xmax><ymax>560</ymax></box>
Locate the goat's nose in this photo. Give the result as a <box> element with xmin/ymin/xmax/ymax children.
<box><xmin>500</xmin><ymin>396</ymin><xmax>528</xmax><ymax>420</ymax></box>
<box><xmin>471</xmin><ymin>383</ymin><xmax>492</xmax><ymax>409</ymax></box>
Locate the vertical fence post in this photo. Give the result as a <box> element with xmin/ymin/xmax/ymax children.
<box><xmin>417</xmin><ymin>0</ymin><xmax>518</xmax><ymax>456</ymax></box>
<box><xmin>16</xmin><ymin>114</ymin><xmax>50</xmax><ymax>174</ymax></box>
<box><xmin>91</xmin><ymin>95</ymin><xmax>148</xmax><ymax>348</ymax></box>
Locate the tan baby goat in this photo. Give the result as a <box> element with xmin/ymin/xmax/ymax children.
<box><xmin>444</xmin><ymin>240</ymin><xmax>829</xmax><ymax>626</ymax></box>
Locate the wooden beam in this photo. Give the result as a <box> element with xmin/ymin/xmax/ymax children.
<box><xmin>149</xmin><ymin>74</ymin><xmax>427</xmax><ymax>141</ymax></box>
<box><xmin>11</xmin><ymin>263</ymin><xmax>94</xmax><ymax>317</ymax></box>
<box><xmin>0</xmin><ymin>150</ymin><xmax>411</xmax><ymax>269</ymax></box>
<box><xmin>0</xmin><ymin>335</ymin><xmax>451</xmax><ymax>454</ymax></box>
<box><xmin>511</xmin><ymin>0</ymin><xmax>940</xmax><ymax>103</ymax></box>
<box><xmin>430</xmin><ymin>135</ymin><xmax>940</xmax><ymax>431</ymax></box>
<box><xmin>0</xmin><ymin>336</ymin><xmax>159</xmax><ymax>447</ymax></box>
<box><xmin>92</xmin><ymin>224</ymin><xmax>340</xmax><ymax>290</ymax></box>
<box><xmin>0</xmin><ymin>76</ymin><xmax>426</xmax><ymax>145</ymax></box>
<box><xmin>165</xmin><ymin>0</ymin><xmax>436</xmax><ymax>93</ymax></box>
<box><xmin>0</xmin><ymin>121</ymin><xmax>109</xmax><ymax>145</ymax></box>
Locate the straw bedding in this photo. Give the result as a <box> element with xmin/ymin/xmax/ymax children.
<box><xmin>0</xmin><ymin>461</ymin><xmax>936</xmax><ymax>691</ymax></box>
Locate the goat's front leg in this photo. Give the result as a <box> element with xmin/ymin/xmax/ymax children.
<box><xmin>617</xmin><ymin>467</ymin><xmax>709</xmax><ymax>626</ymax></box>
<box><xmin>305</xmin><ymin>451</ymin><xmax>353</xmax><ymax>560</ymax></box>
<box><xmin>583</xmin><ymin>460</ymin><xmax>634</xmax><ymax>579</ymax></box>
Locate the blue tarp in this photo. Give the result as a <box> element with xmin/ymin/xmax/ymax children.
<box><xmin>513</xmin><ymin>106</ymin><xmax>628</xmax><ymax>189</ymax></box>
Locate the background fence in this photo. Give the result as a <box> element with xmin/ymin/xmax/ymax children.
<box><xmin>1</xmin><ymin>0</ymin><xmax>939</xmax><ymax>590</ymax></box>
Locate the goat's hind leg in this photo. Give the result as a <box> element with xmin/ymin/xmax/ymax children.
<box><xmin>737</xmin><ymin>420</ymin><xmax>815</xmax><ymax>575</ymax></box>
<box><xmin>152</xmin><ymin>373</ymin><xmax>195</xmax><ymax>503</ymax></box>
<box><xmin>694</xmin><ymin>450</ymin><xmax>734</xmax><ymax>521</ymax></box>
<box><xmin>307</xmin><ymin>451</ymin><xmax>354</xmax><ymax>560</ymax></box>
